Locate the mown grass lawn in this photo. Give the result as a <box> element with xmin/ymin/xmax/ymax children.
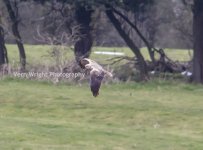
<box><xmin>0</xmin><ymin>78</ymin><xmax>202</xmax><ymax>150</ymax></box>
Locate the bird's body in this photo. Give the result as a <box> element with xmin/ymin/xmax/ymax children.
<box><xmin>79</xmin><ymin>58</ymin><xmax>112</xmax><ymax>97</ymax></box>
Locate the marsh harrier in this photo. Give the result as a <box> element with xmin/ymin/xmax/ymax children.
<box><xmin>79</xmin><ymin>58</ymin><xmax>112</xmax><ymax>97</ymax></box>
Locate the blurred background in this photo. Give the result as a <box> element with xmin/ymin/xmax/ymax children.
<box><xmin>0</xmin><ymin>0</ymin><xmax>198</xmax><ymax>82</ymax></box>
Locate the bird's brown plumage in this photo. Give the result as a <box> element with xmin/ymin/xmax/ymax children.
<box><xmin>79</xmin><ymin>58</ymin><xmax>112</xmax><ymax>97</ymax></box>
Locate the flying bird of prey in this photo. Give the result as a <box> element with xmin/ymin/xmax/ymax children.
<box><xmin>79</xmin><ymin>58</ymin><xmax>113</xmax><ymax>97</ymax></box>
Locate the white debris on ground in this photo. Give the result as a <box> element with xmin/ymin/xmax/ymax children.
<box><xmin>150</xmin><ymin>70</ymin><xmax>193</xmax><ymax>77</ymax></box>
<box><xmin>181</xmin><ymin>71</ymin><xmax>192</xmax><ymax>77</ymax></box>
<box><xmin>94</xmin><ymin>51</ymin><xmax>125</xmax><ymax>56</ymax></box>
<box><xmin>150</xmin><ymin>70</ymin><xmax>156</xmax><ymax>74</ymax></box>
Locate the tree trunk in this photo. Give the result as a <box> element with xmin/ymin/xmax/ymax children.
<box><xmin>0</xmin><ymin>25</ymin><xmax>8</xmax><ymax>66</ymax></box>
<box><xmin>0</xmin><ymin>12</ymin><xmax>8</xmax><ymax>67</ymax></box>
<box><xmin>193</xmin><ymin>0</ymin><xmax>203</xmax><ymax>83</ymax></box>
<box><xmin>3</xmin><ymin>0</ymin><xmax>26</xmax><ymax>71</ymax></box>
<box><xmin>106</xmin><ymin>7</ymin><xmax>148</xmax><ymax>80</ymax></box>
<box><xmin>74</xmin><ymin>4</ymin><xmax>93</xmax><ymax>63</ymax></box>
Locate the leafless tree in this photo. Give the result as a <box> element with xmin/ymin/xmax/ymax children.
<box><xmin>3</xmin><ymin>0</ymin><xmax>26</xmax><ymax>71</ymax></box>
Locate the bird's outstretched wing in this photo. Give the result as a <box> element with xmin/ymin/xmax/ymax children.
<box><xmin>79</xmin><ymin>58</ymin><xmax>103</xmax><ymax>71</ymax></box>
<box><xmin>79</xmin><ymin>58</ymin><xmax>112</xmax><ymax>97</ymax></box>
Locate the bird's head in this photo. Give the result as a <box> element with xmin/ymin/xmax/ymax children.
<box><xmin>79</xmin><ymin>58</ymin><xmax>89</xmax><ymax>69</ymax></box>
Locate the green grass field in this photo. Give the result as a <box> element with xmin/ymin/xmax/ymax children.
<box><xmin>5</xmin><ymin>44</ymin><xmax>192</xmax><ymax>67</ymax></box>
<box><xmin>0</xmin><ymin>78</ymin><xmax>203</xmax><ymax>150</ymax></box>
<box><xmin>1</xmin><ymin>44</ymin><xmax>200</xmax><ymax>149</ymax></box>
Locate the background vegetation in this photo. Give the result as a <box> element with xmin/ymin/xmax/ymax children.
<box><xmin>0</xmin><ymin>0</ymin><xmax>197</xmax><ymax>81</ymax></box>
